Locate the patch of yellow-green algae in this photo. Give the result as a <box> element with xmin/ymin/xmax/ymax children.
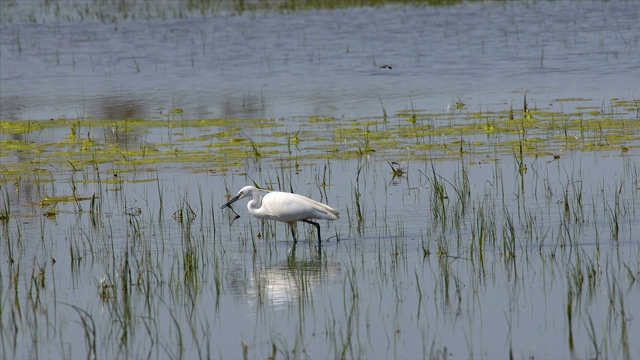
<box><xmin>0</xmin><ymin>99</ymin><xmax>637</xmax><ymax>221</ymax></box>
<box><xmin>554</xmin><ymin>97</ymin><xmax>593</xmax><ymax>102</ymax></box>
<box><xmin>39</xmin><ymin>195</ymin><xmax>95</xmax><ymax>207</ymax></box>
<box><xmin>308</xmin><ymin>116</ymin><xmax>338</xmax><ymax>123</ymax></box>
<box><xmin>1</xmin><ymin>98</ymin><xmax>639</xmax><ymax>183</ymax></box>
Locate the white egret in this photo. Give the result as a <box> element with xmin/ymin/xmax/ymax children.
<box><xmin>221</xmin><ymin>186</ymin><xmax>339</xmax><ymax>246</ymax></box>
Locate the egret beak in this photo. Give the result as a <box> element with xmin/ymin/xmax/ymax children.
<box><xmin>221</xmin><ymin>194</ymin><xmax>241</xmax><ymax>210</ymax></box>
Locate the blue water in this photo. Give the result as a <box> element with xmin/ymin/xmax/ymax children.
<box><xmin>1</xmin><ymin>1</ymin><xmax>638</xmax><ymax>120</ymax></box>
<box><xmin>1</xmin><ymin>1</ymin><xmax>639</xmax><ymax>359</ymax></box>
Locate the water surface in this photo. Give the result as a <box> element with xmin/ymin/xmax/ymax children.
<box><xmin>1</xmin><ymin>1</ymin><xmax>639</xmax><ymax>359</ymax></box>
<box><xmin>1</xmin><ymin>1</ymin><xmax>638</xmax><ymax>120</ymax></box>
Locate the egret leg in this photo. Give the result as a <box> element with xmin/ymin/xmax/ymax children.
<box><xmin>302</xmin><ymin>220</ymin><xmax>322</xmax><ymax>247</ymax></box>
<box><xmin>288</xmin><ymin>222</ymin><xmax>298</xmax><ymax>243</ymax></box>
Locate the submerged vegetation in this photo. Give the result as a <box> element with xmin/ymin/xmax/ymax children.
<box><xmin>1</xmin><ymin>97</ymin><xmax>638</xmax><ymax>181</ymax></box>
<box><xmin>1</xmin><ymin>95</ymin><xmax>639</xmax><ymax>358</ymax></box>
<box><xmin>1</xmin><ymin>0</ymin><xmax>480</xmax><ymax>23</ymax></box>
<box><xmin>2</xmin><ymin>0</ymin><xmax>639</xmax><ymax>356</ymax></box>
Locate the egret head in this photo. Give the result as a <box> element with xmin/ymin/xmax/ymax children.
<box><xmin>221</xmin><ymin>186</ymin><xmax>258</xmax><ymax>210</ymax></box>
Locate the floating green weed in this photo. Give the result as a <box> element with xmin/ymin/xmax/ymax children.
<box><xmin>1</xmin><ymin>94</ymin><xmax>639</xmax><ymax>359</ymax></box>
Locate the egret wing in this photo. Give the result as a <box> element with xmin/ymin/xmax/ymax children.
<box><xmin>262</xmin><ymin>192</ymin><xmax>338</xmax><ymax>222</ymax></box>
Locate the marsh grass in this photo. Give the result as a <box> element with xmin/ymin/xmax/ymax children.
<box><xmin>0</xmin><ymin>184</ymin><xmax>10</xmax><ymax>223</ymax></box>
<box><xmin>1</xmin><ymin>95</ymin><xmax>639</xmax><ymax>359</ymax></box>
<box><xmin>0</xmin><ymin>0</ymin><xmax>487</xmax><ymax>25</ymax></box>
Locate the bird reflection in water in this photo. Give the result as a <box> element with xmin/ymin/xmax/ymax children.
<box><xmin>245</xmin><ymin>259</ymin><xmax>341</xmax><ymax>310</ymax></box>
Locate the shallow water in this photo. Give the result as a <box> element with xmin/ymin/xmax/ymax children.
<box><xmin>1</xmin><ymin>1</ymin><xmax>640</xmax><ymax>359</ymax></box>
<box><xmin>1</xmin><ymin>1</ymin><xmax>638</xmax><ymax>120</ymax></box>
<box><xmin>2</xmin><ymin>143</ymin><xmax>639</xmax><ymax>358</ymax></box>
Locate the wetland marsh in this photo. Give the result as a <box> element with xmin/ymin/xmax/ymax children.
<box><xmin>1</xmin><ymin>0</ymin><xmax>640</xmax><ymax>359</ymax></box>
